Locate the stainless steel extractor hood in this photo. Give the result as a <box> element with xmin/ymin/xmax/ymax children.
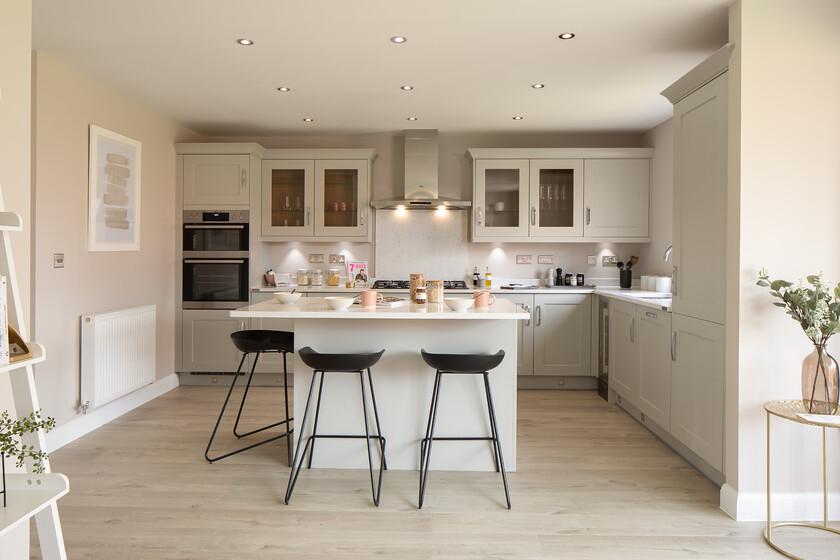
<box><xmin>371</xmin><ymin>130</ymin><xmax>472</xmax><ymax>210</ymax></box>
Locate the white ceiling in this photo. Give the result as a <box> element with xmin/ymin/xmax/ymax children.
<box><xmin>33</xmin><ymin>0</ymin><xmax>729</xmax><ymax>136</ymax></box>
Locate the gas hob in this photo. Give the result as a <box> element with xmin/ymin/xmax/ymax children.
<box><xmin>371</xmin><ymin>280</ymin><xmax>469</xmax><ymax>290</ymax></box>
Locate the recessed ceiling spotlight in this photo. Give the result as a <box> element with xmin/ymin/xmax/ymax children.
<box><xmin>400</xmin><ymin>85</ymin><xmax>414</xmax><ymax>91</ymax></box>
<box><xmin>236</xmin><ymin>38</ymin><xmax>254</xmax><ymax>46</ymax></box>
<box><xmin>407</xmin><ymin>116</ymin><xmax>419</xmax><ymax>121</ymax></box>
<box><xmin>512</xmin><ymin>115</ymin><xmax>524</xmax><ymax>120</ymax></box>
<box><xmin>531</xmin><ymin>83</ymin><xmax>545</xmax><ymax>89</ymax></box>
<box><xmin>558</xmin><ymin>32</ymin><xmax>575</xmax><ymax>40</ymax></box>
<box><xmin>277</xmin><ymin>87</ymin><xmax>291</xmax><ymax>92</ymax></box>
<box><xmin>390</xmin><ymin>36</ymin><xmax>407</xmax><ymax>44</ymax></box>
<box><xmin>302</xmin><ymin>117</ymin><xmax>314</xmax><ymax>123</ymax></box>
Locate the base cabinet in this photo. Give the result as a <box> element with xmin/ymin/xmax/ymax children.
<box><xmin>608</xmin><ymin>300</ymin><xmax>639</xmax><ymax>398</ymax></box>
<box><xmin>670</xmin><ymin>313</ymin><xmax>724</xmax><ymax>471</ymax></box>
<box><xmin>181</xmin><ymin>309</ymin><xmax>248</xmax><ymax>373</ymax></box>
<box><xmin>533</xmin><ymin>294</ymin><xmax>591</xmax><ymax>376</ymax></box>
<box><xmin>636</xmin><ymin>307</ymin><xmax>672</xmax><ymax>430</ymax></box>
<box><xmin>495</xmin><ymin>294</ymin><xmax>534</xmax><ymax>376</ymax></box>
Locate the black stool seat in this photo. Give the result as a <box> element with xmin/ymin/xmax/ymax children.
<box><xmin>299</xmin><ymin>346</ymin><xmax>384</xmax><ymax>372</ymax></box>
<box><xmin>420</xmin><ymin>349</ymin><xmax>505</xmax><ymax>373</ymax></box>
<box><xmin>231</xmin><ymin>330</ymin><xmax>294</xmax><ymax>354</ymax></box>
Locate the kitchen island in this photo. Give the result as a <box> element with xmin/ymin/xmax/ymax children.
<box><xmin>231</xmin><ymin>297</ymin><xmax>528</xmax><ymax>471</ymax></box>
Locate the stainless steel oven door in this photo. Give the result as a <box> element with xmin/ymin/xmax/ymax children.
<box><xmin>183</xmin><ymin>258</ymin><xmax>249</xmax><ymax>309</ymax></box>
<box><xmin>183</xmin><ymin>223</ymin><xmax>248</xmax><ymax>253</ymax></box>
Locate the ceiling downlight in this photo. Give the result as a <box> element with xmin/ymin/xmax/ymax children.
<box><xmin>390</xmin><ymin>36</ymin><xmax>407</xmax><ymax>44</ymax></box>
<box><xmin>558</xmin><ymin>32</ymin><xmax>576</xmax><ymax>40</ymax></box>
<box><xmin>236</xmin><ymin>38</ymin><xmax>254</xmax><ymax>46</ymax></box>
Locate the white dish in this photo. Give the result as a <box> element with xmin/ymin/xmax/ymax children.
<box><xmin>274</xmin><ymin>292</ymin><xmax>302</xmax><ymax>304</ymax></box>
<box><xmin>445</xmin><ymin>298</ymin><xmax>474</xmax><ymax>312</ymax></box>
<box><xmin>324</xmin><ymin>296</ymin><xmax>355</xmax><ymax>311</ymax></box>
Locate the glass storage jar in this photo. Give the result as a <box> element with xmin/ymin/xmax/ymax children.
<box><xmin>309</xmin><ymin>269</ymin><xmax>324</xmax><ymax>286</ymax></box>
<box><xmin>296</xmin><ymin>268</ymin><xmax>310</xmax><ymax>286</ymax></box>
<box><xmin>327</xmin><ymin>268</ymin><xmax>341</xmax><ymax>287</ymax></box>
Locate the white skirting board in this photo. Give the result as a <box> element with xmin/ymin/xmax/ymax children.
<box><xmin>720</xmin><ymin>483</ymin><xmax>840</xmax><ymax>521</ymax></box>
<box><xmin>46</xmin><ymin>373</ymin><xmax>179</xmax><ymax>452</ymax></box>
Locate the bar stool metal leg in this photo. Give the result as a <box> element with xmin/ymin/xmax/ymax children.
<box><xmin>204</xmin><ymin>354</ymin><xmax>248</xmax><ymax>463</ymax></box>
<box><xmin>282</xmin><ymin>352</ymin><xmax>293</xmax><ymax>466</ymax></box>
<box><xmin>306</xmin><ymin>371</ymin><xmax>327</xmax><ymax>469</ymax></box>
<box><xmin>359</xmin><ymin>371</ymin><xmax>384</xmax><ymax>506</ymax></box>
<box><xmin>483</xmin><ymin>372</ymin><xmax>511</xmax><ymax>509</ymax></box>
<box><xmin>418</xmin><ymin>371</ymin><xmax>443</xmax><ymax>509</ymax></box>
<box><xmin>285</xmin><ymin>370</ymin><xmax>320</xmax><ymax>505</ymax></box>
<box><xmin>366</xmin><ymin>368</ymin><xmax>388</xmax><ymax>470</ymax></box>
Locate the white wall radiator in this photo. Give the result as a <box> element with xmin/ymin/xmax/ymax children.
<box><xmin>80</xmin><ymin>305</ymin><xmax>156</xmax><ymax>412</ymax></box>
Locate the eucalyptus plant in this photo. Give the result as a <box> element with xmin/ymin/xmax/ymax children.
<box><xmin>0</xmin><ymin>409</ymin><xmax>55</xmax><ymax>473</ymax></box>
<box><xmin>757</xmin><ymin>269</ymin><xmax>840</xmax><ymax>413</ymax></box>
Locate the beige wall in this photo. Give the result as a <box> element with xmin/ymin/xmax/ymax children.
<box><xmin>33</xmin><ymin>52</ymin><xmax>199</xmax><ymax>426</ymax></box>
<box><xmin>640</xmin><ymin>118</ymin><xmax>673</xmax><ymax>276</ymax></box>
<box><xmin>730</xmin><ymin>0</ymin><xmax>840</xmax><ymax>518</ymax></box>
<box><xmin>0</xmin><ymin>1</ymin><xmax>33</xmax><ymax>556</ymax></box>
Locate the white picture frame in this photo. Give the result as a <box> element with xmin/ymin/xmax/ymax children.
<box><xmin>88</xmin><ymin>125</ymin><xmax>142</xmax><ymax>251</ymax></box>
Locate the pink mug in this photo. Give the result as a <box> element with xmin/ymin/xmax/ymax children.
<box><xmin>360</xmin><ymin>289</ymin><xmax>382</xmax><ymax>307</ymax></box>
<box><xmin>473</xmin><ymin>290</ymin><xmax>495</xmax><ymax>308</ymax></box>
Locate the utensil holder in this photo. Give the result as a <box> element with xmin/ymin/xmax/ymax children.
<box><xmin>619</xmin><ymin>269</ymin><xmax>632</xmax><ymax>289</ymax></box>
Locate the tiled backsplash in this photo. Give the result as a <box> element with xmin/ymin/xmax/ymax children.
<box><xmin>258</xmin><ymin>210</ymin><xmax>658</xmax><ymax>286</ymax></box>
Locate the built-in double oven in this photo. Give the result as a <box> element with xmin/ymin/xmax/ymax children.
<box><xmin>182</xmin><ymin>210</ymin><xmax>249</xmax><ymax>309</ymax></box>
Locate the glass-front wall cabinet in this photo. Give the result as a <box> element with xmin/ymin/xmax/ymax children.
<box><xmin>529</xmin><ymin>159</ymin><xmax>583</xmax><ymax>237</ymax></box>
<box><xmin>314</xmin><ymin>160</ymin><xmax>368</xmax><ymax>238</ymax></box>
<box><xmin>261</xmin><ymin>160</ymin><xmax>314</xmax><ymax>237</ymax></box>
<box><xmin>474</xmin><ymin>159</ymin><xmax>530</xmax><ymax>238</ymax></box>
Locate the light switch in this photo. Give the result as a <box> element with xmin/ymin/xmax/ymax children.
<box><xmin>602</xmin><ymin>255</ymin><xmax>617</xmax><ymax>266</ymax></box>
<box><xmin>53</xmin><ymin>253</ymin><xmax>65</xmax><ymax>268</ymax></box>
<box><xmin>309</xmin><ymin>253</ymin><xmax>325</xmax><ymax>263</ymax></box>
<box><xmin>515</xmin><ymin>255</ymin><xmax>533</xmax><ymax>265</ymax></box>
<box><xmin>587</xmin><ymin>255</ymin><xmax>597</xmax><ymax>265</ymax></box>
<box><xmin>329</xmin><ymin>254</ymin><xmax>345</xmax><ymax>264</ymax></box>
<box><xmin>537</xmin><ymin>255</ymin><xmax>554</xmax><ymax>264</ymax></box>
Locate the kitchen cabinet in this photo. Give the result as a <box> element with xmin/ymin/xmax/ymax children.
<box><xmin>529</xmin><ymin>159</ymin><xmax>584</xmax><ymax>238</ymax></box>
<box><xmin>533</xmin><ymin>294</ymin><xmax>591</xmax><ymax>376</ymax></box>
<box><xmin>183</xmin><ymin>154</ymin><xmax>250</xmax><ymax>208</ymax></box>
<box><xmin>261</xmin><ymin>159</ymin><xmax>315</xmax><ymax>238</ymax></box>
<box><xmin>494</xmin><ymin>294</ymin><xmax>534</xmax><ymax>376</ymax></box>
<box><xmin>261</xmin><ymin>151</ymin><xmax>375</xmax><ymax>241</ymax></box>
<box><xmin>584</xmin><ymin>159</ymin><xmax>650</xmax><ymax>238</ymax></box>
<box><xmin>636</xmin><ymin>306</ymin><xmax>671</xmax><ymax>429</ymax></box>
<box><xmin>468</xmin><ymin>149</ymin><xmax>652</xmax><ymax>243</ymax></box>
<box><xmin>608</xmin><ymin>300</ymin><xmax>639</xmax><ymax>399</ymax></box>
<box><xmin>249</xmin><ymin>292</ymin><xmax>296</xmax><ymax>374</ymax></box>
<box><xmin>670</xmin><ymin>313</ymin><xmax>724</xmax><ymax>471</ymax></box>
<box><xmin>181</xmin><ymin>309</ymin><xmax>248</xmax><ymax>373</ymax></box>
<box><xmin>473</xmin><ymin>159</ymin><xmax>530</xmax><ymax>239</ymax></box>
<box><xmin>671</xmin><ymin>72</ymin><xmax>728</xmax><ymax>325</ymax></box>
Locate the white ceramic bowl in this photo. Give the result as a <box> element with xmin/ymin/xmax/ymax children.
<box><xmin>445</xmin><ymin>298</ymin><xmax>474</xmax><ymax>312</ymax></box>
<box><xmin>324</xmin><ymin>296</ymin><xmax>355</xmax><ymax>311</ymax></box>
<box><xmin>274</xmin><ymin>292</ymin><xmax>302</xmax><ymax>304</ymax></box>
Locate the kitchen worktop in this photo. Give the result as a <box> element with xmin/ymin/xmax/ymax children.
<box><xmin>232</xmin><ymin>297</ymin><xmax>529</xmax><ymax>319</ymax></box>
<box><xmin>250</xmin><ymin>284</ymin><xmax>672</xmax><ymax>310</ymax></box>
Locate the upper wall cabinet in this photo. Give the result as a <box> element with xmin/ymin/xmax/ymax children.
<box><xmin>584</xmin><ymin>159</ymin><xmax>650</xmax><ymax>238</ymax></box>
<box><xmin>468</xmin><ymin>148</ymin><xmax>652</xmax><ymax>243</ymax></box>
<box><xmin>260</xmin><ymin>149</ymin><xmax>375</xmax><ymax>242</ymax></box>
<box><xmin>183</xmin><ymin>154</ymin><xmax>251</xmax><ymax>208</ymax></box>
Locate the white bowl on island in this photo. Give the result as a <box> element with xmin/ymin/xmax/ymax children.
<box><xmin>324</xmin><ymin>296</ymin><xmax>355</xmax><ymax>311</ymax></box>
<box><xmin>274</xmin><ymin>292</ymin><xmax>302</xmax><ymax>304</ymax></box>
<box><xmin>445</xmin><ymin>298</ymin><xmax>474</xmax><ymax>312</ymax></box>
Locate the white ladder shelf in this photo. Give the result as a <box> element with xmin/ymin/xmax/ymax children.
<box><xmin>0</xmin><ymin>204</ymin><xmax>67</xmax><ymax>558</ymax></box>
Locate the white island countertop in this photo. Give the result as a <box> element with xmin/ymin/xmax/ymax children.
<box><xmin>232</xmin><ymin>297</ymin><xmax>529</xmax><ymax>320</ymax></box>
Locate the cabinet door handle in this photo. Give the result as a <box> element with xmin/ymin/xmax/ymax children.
<box><xmin>630</xmin><ymin>317</ymin><xmax>635</xmax><ymax>343</ymax></box>
<box><xmin>241</xmin><ymin>170</ymin><xmax>247</xmax><ymax>192</ymax></box>
<box><xmin>672</xmin><ymin>266</ymin><xmax>678</xmax><ymax>296</ymax></box>
<box><xmin>523</xmin><ymin>304</ymin><xmax>531</xmax><ymax>326</ymax></box>
<box><xmin>671</xmin><ymin>331</ymin><xmax>677</xmax><ymax>361</ymax></box>
<box><xmin>645</xmin><ymin>311</ymin><xmax>657</xmax><ymax>319</ymax></box>
<box><xmin>535</xmin><ymin>305</ymin><xmax>542</xmax><ymax>326</ymax></box>
<box><xmin>586</xmin><ymin>206</ymin><xmax>591</xmax><ymax>225</ymax></box>
<box><xmin>306</xmin><ymin>207</ymin><xmax>311</xmax><ymax>226</ymax></box>
<box><xmin>531</xmin><ymin>206</ymin><xmax>536</xmax><ymax>226</ymax></box>
<box><xmin>359</xmin><ymin>207</ymin><xmax>365</xmax><ymax>226</ymax></box>
<box><xmin>476</xmin><ymin>206</ymin><xmax>483</xmax><ymax>227</ymax></box>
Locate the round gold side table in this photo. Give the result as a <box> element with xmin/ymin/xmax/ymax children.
<box><xmin>764</xmin><ymin>400</ymin><xmax>840</xmax><ymax>559</ymax></box>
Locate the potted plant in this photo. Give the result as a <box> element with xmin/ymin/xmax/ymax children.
<box><xmin>0</xmin><ymin>409</ymin><xmax>55</xmax><ymax>507</ymax></box>
<box><xmin>757</xmin><ymin>270</ymin><xmax>840</xmax><ymax>414</ymax></box>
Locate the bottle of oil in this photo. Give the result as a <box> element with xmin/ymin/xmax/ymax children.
<box><xmin>484</xmin><ymin>267</ymin><xmax>493</xmax><ymax>288</ymax></box>
<box><xmin>472</xmin><ymin>266</ymin><xmax>481</xmax><ymax>287</ymax></box>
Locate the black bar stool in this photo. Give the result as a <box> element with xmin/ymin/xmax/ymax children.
<box><xmin>285</xmin><ymin>346</ymin><xmax>386</xmax><ymax>506</ymax></box>
<box><xmin>204</xmin><ymin>330</ymin><xmax>294</xmax><ymax>465</ymax></box>
<box><xmin>418</xmin><ymin>349</ymin><xmax>511</xmax><ymax>509</ymax></box>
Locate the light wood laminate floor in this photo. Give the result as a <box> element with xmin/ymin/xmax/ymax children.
<box><xmin>31</xmin><ymin>388</ymin><xmax>836</xmax><ymax>559</ymax></box>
